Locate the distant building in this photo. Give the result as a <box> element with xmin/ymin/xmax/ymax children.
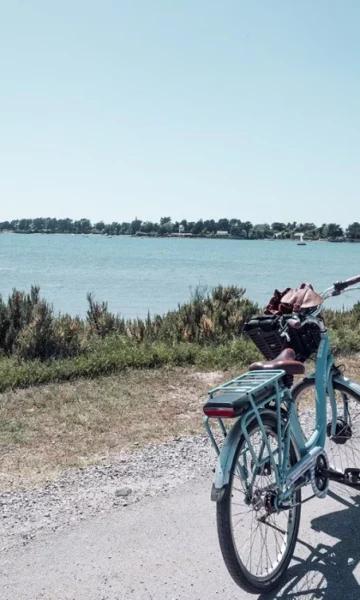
<box><xmin>170</xmin><ymin>232</ymin><xmax>193</xmax><ymax>237</ymax></box>
<box><xmin>294</xmin><ymin>232</ymin><xmax>305</xmax><ymax>242</ymax></box>
<box><xmin>216</xmin><ymin>230</ymin><xmax>230</xmax><ymax>237</ymax></box>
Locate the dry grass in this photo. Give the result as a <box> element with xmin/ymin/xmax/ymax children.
<box><xmin>0</xmin><ymin>367</ymin><xmax>225</xmax><ymax>489</ymax></box>
<box><xmin>1</xmin><ymin>356</ymin><xmax>359</xmax><ymax>491</ymax></box>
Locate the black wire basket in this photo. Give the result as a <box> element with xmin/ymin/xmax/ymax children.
<box><xmin>243</xmin><ymin>314</ymin><xmax>322</xmax><ymax>362</ymax></box>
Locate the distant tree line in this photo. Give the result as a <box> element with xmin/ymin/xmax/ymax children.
<box><xmin>0</xmin><ymin>217</ymin><xmax>360</xmax><ymax>240</ymax></box>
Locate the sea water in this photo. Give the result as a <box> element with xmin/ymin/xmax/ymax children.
<box><xmin>0</xmin><ymin>234</ymin><xmax>359</xmax><ymax>317</ymax></box>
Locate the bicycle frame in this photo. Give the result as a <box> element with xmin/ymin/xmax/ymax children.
<box><xmin>209</xmin><ymin>329</ymin><xmax>360</xmax><ymax>504</ymax></box>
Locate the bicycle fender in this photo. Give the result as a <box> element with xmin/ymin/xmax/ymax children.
<box><xmin>332</xmin><ymin>374</ymin><xmax>360</xmax><ymax>401</ymax></box>
<box><xmin>293</xmin><ymin>374</ymin><xmax>360</xmax><ymax>402</ymax></box>
<box><xmin>211</xmin><ymin>409</ymin><xmax>276</xmax><ymax>502</ymax></box>
<box><xmin>211</xmin><ymin>418</ymin><xmax>243</xmax><ymax>501</ymax></box>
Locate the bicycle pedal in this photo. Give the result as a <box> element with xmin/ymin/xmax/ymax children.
<box><xmin>344</xmin><ymin>468</ymin><xmax>360</xmax><ymax>483</ymax></box>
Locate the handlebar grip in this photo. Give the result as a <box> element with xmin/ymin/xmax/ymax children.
<box><xmin>333</xmin><ymin>274</ymin><xmax>360</xmax><ymax>294</ymax></box>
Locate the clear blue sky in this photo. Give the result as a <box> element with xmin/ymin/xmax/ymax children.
<box><xmin>1</xmin><ymin>1</ymin><xmax>359</xmax><ymax>225</ymax></box>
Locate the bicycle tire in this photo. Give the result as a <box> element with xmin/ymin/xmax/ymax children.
<box><xmin>216</xmin><ymin>412</ymin><xmax>301</xmax><ymax>594</ymax></box>
<box><xmin>293</xmin><ymin>377</ymin><xmax>360</xmax><ymax>474</ymax></box>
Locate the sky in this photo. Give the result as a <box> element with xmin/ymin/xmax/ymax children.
<box><xmin>1</xmin><ymin>1</ymin><xmax>359</xmax><ymax>226</ymax></box>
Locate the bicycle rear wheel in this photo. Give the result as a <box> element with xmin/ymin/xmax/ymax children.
<box><xmin>294</xmin><ymin>378</ymin><xmax>360</xmax><ymax>473</ymax></box>
<box><xmin>216</xmin><ymin>412</ymin><xmax>301</xmax><ymax>594</ymax></box>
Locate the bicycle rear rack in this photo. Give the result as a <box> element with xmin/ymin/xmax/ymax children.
<box><xmin>208</xmin><ymin>369</ymin><xmax>285</xmax><ymax>400</ymax></box>
<box><xmin>204</xmin><ymin>369</ymin><xmax>286</xmax><ymax>456</ymax></box>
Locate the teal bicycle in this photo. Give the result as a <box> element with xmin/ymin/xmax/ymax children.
<box><xmin>203</xmin><ymin>275</ymin><xmax>360</xmax><ymax>594</ymax></box>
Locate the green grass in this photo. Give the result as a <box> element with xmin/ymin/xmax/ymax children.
<box><xmin>0</xmin><ymin>335</ymin><xmax>261</xmax><ymax>393</ymax></box>
<box><xmin>1</xmin><ymin>309</ymin><xmax>360</xmax><ymax>393</ymax></box>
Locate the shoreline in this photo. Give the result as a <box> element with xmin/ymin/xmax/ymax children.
<box><xmin>1</xmin><ymin>231</ymin><xmax>359</xmax><ymax>243</ymax></box>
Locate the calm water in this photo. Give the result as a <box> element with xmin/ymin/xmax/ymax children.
<box><xmin>0</xmin><ymin>234</ymin><xmax>359</xmax><ymax>317</ymax></box>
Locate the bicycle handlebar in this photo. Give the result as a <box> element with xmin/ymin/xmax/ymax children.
<box><xmin>332</xmin><ymin>274</ymin><xmax>360</xmax><ymax>295</ymax></box>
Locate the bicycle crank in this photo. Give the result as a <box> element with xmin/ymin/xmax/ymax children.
<box><xmin>320</xmin><ymin>467</ymin><xmax>360</xmax><ymax>490</ymax></box>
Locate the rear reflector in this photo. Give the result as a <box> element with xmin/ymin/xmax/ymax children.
<box><xmin>203</xmin><ymin>407</ymin><xmax>236</xmax><ymax>418</ymax></box>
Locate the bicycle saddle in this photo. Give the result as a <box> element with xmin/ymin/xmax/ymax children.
<box><xmin>249</xmin><ymin>348</ymin><xmax>305</xmax><ymax>375</ymax></box>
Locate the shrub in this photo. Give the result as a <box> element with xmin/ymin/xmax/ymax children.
<box><xmin>0</xmin><ymin>284</ymin><xmax>359</xmax><ymax>367</ymax></box>
<box><xmin>86</xmin><ymin>293</ymin><xmax>125</xmax><ymax>338</ymax></box>
<box><xmin>15</xmin><ymin>303</ymin><xmax>83</xmax><ymax>360</ymax></box>
<box><xmin>53</xmin><ymin>315</ymin><xmax>84</xmax><ymax>357</ymax></box>
<box><xmin>15</xmin><ymin>301</ymin><xmax>56</xmax><ymax>360</ymax></box>
<box><xmin>133</xmin><ymin>285</ymin><xmax>259</xmax><ymax>345</ymax></box>
<box><xmin>324</xmin><ymin>302</ymin><xmax>360</xmax><ymax>355</ymax></box>
<box><xmin>0</xmin><ymin>286</ymin><xmax>42</xmax><ymax>354</ymax></box>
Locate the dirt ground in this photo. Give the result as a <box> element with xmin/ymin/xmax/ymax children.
<box><xmin>0</xmin><ymin>367</ymin><xmax>225</xmax><ymax>488</ymax></box>
<box><xmin>1</xmin><ymin>357</ymin><xmax>359</xmax><ymax>489</ymax></box>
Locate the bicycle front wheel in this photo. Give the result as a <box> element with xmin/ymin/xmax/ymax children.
<box><xmin>294</xmin><ymin>378</ymin><xmax>360</xmax><ymax>473</ymax></box>
<box><xmin>216</xmin><ymin>412</ymin><xmax>301</xmax><ymax>594</ymax></box>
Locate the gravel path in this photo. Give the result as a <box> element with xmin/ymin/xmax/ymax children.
<box><xmin>2</xmin><ymin>474</ymin><xmax>360</xmax><ymax>599</ymax></box>
<box><xmin>2</xmin><ymin>414</ymin><xmax>360</xmax><ymax>599</ymax></box>
<box><xmin>0</xmin><ymin>434</ymin><xmax>216</xmax><ymax>553</ymax></box>
<box><xmin>0</xmin><ymin>405</ymin><xmax>318</xmax><ymax>554</ymax></box>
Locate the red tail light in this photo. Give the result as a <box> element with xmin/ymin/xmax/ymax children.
<box><xmin>203</xmin><ymin>407</ymin><xmax>236</xmax><ymax>418</ymax></box>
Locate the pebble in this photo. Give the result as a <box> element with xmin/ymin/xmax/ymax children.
<box><xmin>115</xmin><ymin>487</ymin><xmax>132</xmax><ymax>498</ymax></box>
